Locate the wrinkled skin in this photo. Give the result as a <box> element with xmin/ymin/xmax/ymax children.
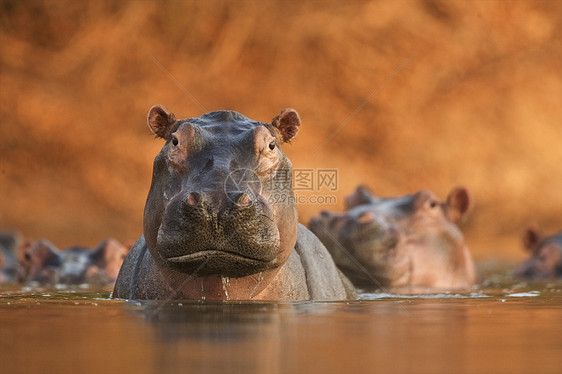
<box><xmin>113</xmin><ymin>105</ymin><xmax>355</xmax><ymax>301</ymax></box>
<box><xmin>21</xmin><ymin>239</ymin><xmax>129</xmax><ymax>285</ymax></box>
<box><xmin>309</xmin><ymin>186</ymin><xmax>478</xmax><ymax>293</ymax></box>
<box><xmin>0</xmin><ymin>232</ymin><xmax>24</xmax><ymax>283</ymax></box>
<box><xmin>513</xmin><ymin>226</ymin><xmax>562</xmax><ymax>280</ymax></box>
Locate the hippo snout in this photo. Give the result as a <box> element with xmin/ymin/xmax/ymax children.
<box><xmin>156</xmin><ymin>189</ymin><xmax>281</xmax><ymax>277</ymax></box>
<box><xmin>182</xmin><ymin>191</ymin><xmax>255</xmax><ymax>213</ymax></box>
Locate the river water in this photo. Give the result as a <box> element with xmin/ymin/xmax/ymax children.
<box><xmin>1</xmin><ymin>274</ymin><xmax>561</xmax><ymax>374</ymax></box>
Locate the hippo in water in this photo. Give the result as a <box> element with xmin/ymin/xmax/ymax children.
<box><xmin>513</xmin><ymin>226</ymin><xmax>562</xmax><ymax>280</ymax></box>
<box><xmin>21</xmin><ymin>238</ymin><xmax>129</xmax><ymax>285</ymax></box>
<box><xmin>309</xmin><ymin>186</ymin><xmax>478</xmax><ymax>293</ymax></box>
<box><xmin>113</xmin><ymin>105</ymin><xmax>355</xmax><ymax>301</ymax></box>
<box><xmin>0</xmin><ymin>232</ymin><xmax>24</xmax><ymax>283</ymax></box>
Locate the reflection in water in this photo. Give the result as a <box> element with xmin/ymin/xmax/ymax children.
<box><xmin>144</xmin><ymin>302</ymin><xmax>287</xmax><ymax>374</ymax></box>
<box><xmin>0</xmin><ymin>281</ymin><xmax>561</xmax><ymax>374</ymax></box>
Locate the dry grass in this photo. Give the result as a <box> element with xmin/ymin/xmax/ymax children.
<box><xmin>1</xmin><ymin>0</ymin><xmax>561</xmax><ymax>260</ymax></box>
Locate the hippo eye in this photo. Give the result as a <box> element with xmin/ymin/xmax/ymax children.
<box><xmin>268</xmin><ymin>141</ymin><xmax>276</xmax><ymax>151</ymax></box>
<box><xmin>171</xmin><ymin>136</ymin><xmax>179</xmax><ymax>146</ymax></box>
<box><xmin>429</xmin><ymin>201</ymin><xmax>439</xmax><ymax>209</ymax></box>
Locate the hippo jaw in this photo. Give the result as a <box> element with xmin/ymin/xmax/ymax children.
<box><xmin>155</xmin><ymin>230</ymin><xmax>283</xmax><ymax>278</ymax></box>
<box><xmin>154</xmin><ymin>195</ymin><xmax>282</xmax><ymax>277</ymax></box>
<box><xmin>165</xmin><ymin>250</ymin><xmax>278</xmax><ymax>277</ymax></box>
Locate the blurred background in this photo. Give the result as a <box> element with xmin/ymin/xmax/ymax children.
<box><xmin>0</xmin><ymin>0</ymin><xmax>560</xmax><ymax>262</ymax></box>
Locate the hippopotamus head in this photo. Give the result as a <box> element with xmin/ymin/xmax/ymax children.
<box><xmin>143</xmin><ymin>105</ymin><xmax>300</xmax><ymax>284</ymax></box>
<box><xmin>22</xmin><ymin>239</ymin><xmax>129</xmax><ymax>285</ymax></box>
<box><xmin>309</xmin><ymin>186</ymin><xmax>477</xmax><ymax>292</ymax></box>
<box><xmin>513</xmin><ymin>226</ymin><xmax>562</xmax><ymax>280</ymax></box>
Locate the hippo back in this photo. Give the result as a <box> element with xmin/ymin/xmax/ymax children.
<box><xmin>294</xmin><ymin>225</ymin><xmax>356</xmax><ymax>300</ymax></box>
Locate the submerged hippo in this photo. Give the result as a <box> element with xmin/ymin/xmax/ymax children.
<box><xmin>309</xmin><ymin>186</ymin><xmax>477</xmax><ymax>293</ymax></box>
<box><xmin>0</xmin><ymin>232</ymin><xmax>24</xmax><ymax>283</ymax></box>
<box><xmin>21</xmin><ymin>238</ymin><xmax>129</xmax><ymax>285</ymax></box>
<box><xmin>113</xmin><ymin>105</ymin><xmax>355</xmax><ymax>301</ymax></box>
<box><xmin>514</xmin><ymin>226</ymin><xmax>562</xmax><ymax>280</ymax></box>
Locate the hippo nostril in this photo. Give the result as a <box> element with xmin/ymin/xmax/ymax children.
<box><xmin>320</xmin><ymin>211</ymin><xmax>330</xmax><ymax>218</ymax></box>
<box><xmin>235</xmin><ymin>192</ymin><xmax>253</xmax><ymax>208</ymax></box>
<box><xmin>186</xmin><ymin>192</ymin><xmax>202</xmax><ymax>206</ymax></box>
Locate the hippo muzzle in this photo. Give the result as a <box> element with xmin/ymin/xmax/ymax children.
<box><xmin>156</xmin><ymin>190</ymin><xmax>281</xmax><ymax>277</ymax></box>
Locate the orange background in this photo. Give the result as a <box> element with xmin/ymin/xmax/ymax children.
<box><xmin>1</xmin><ymin>0</ymin><xmax>560</xmax><ymax>261</ymax></box>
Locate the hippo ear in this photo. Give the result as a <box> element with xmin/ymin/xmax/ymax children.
<box><xmin>272</xmin><ymin>108</ymin><xmax>300</xmax><ymax>142</ymax></box>
<box><xmin>148</xmin><ymin>105</ymin><xmax>177</xmax><ymax>139</ymax></box>
<box><xmin>88</xmin><ymin>240</ymin><xmax>108</xmax><ymax>265</ymax></box>
<box><xmin>89</xmin><ymin>239</ymin><xmax>123</xmax><ymax>263</ymax></box>
<box><xmin>89</xmin><ymin>239</ymin><xmax>129</xmax><ymax>280</ymax></box>
<box><xmin>446</xmin><ymin>187</ymin><xmax>472</xmax><ymax>223</ymax></box>
<box><xmin>522</xmin><ymin>225</ymin><xmax>541</xmax><ymax>252</ymax></box>
<box><xmin>345</xmin><ymin>185</ymin><xmax>377</xmax><ymax>210</ymax></box>
<box><xmin>26</xmin><ymin>239</ymin><xmax>61</xmax><ymax>266</ymax></box>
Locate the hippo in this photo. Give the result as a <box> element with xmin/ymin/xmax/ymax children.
<box><xmin>21</xmin><ymin>238</ymin><xmax>129</xmax><ymax>285</ymax></box>
<box><xmin>513</xmin><ymin>226</ymin><xmax>562</xmax><ymax>280</ymax></box>
<box><xmin>113</xmin><ymin>105</ymin><xmax>356</xmax><ymax>301</ymax></box>
<box><xmin>309</xmin><ymin>186</ymin><xmax>478</xmax><ymax>293</ymax></box>
<box><xmin>0</xmin><ymin>232</ymin><xmax>24</xmax><ymax>283</ymax></box>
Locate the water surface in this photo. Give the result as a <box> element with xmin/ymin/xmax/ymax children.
<box><xmin>1</xmin><ymin>277</ymin><xmax>561</xmax><ymax>374</ymax></box>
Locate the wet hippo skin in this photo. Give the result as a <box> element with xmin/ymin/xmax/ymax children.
<box><xmin>113</xmin><ymin>105</ymin><xmax>356</xmax><ymax>301</ymax></box>
<box><xmin>309</xmin><ymin>186</ymin><xmax>478</xmax><ymax>293</ymax></box>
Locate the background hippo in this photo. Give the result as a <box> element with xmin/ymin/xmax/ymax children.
<box><xmin>0</xmin><ymin>232</ymin><xmax>24</xmax><ymax>283</ymax></box>
<box><xmin>309</xmin><ymin>186</ymin><xmax>478</xmax><ymax>293</ymax></box>
<box><xmin>513</xmin><ymin>226</ymin><xmax>562</xmax><ymax>280</ymax></box>
<box><xmin>113</xmin><ymin>105</ymin><xmax>356</xmax><ymax>301</ymax></box>
<box><xmin>21</xmin><ymin>238</ymin><xmax>129</xmax><ymax>285</ymax></box>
